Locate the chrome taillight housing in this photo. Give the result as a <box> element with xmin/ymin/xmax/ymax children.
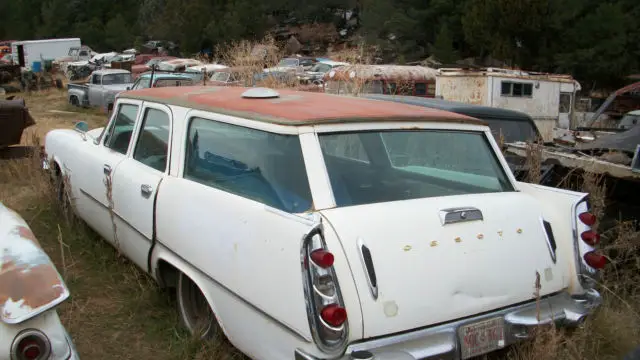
<box><xmin>573</xmin><ymin>196</ymin><xmax>606</xmax><ymax>288</ymax></box>
<box><xmin>301</xmin><ymin>221</ymin><xmax>348</xmax><ymax>355</ymax></box>
<box><xmin>11</xmin><ymin>329</ymin><xmax>51</xmax><ymax>360</ymax></box>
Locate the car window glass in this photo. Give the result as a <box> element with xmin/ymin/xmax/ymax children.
<box><xmin>184</xmin><ymin>117</ymin><xmax>313</xmax><ymax>213</ymax></box>
<box><xmin>104</xmin><ymin>104</ymin><xmax>139</xmax><ymax>155</ymax></box>
<box><xmin>133</xmin><ymin>108</ymin><xmax>170</xmax><ymax>172</ymax></box>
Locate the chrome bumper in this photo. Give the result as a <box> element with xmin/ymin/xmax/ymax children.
<box><xmin>295</xmin><ymin>289</ymin><xmax>601</xmax><ymax>360</ymax></box>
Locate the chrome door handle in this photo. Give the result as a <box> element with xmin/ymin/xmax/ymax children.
<box><xmin>103</xmin><ymin>164</ymin><xmax>112</xmax><ymax>175</ymax></box>
<box><xmin>140</xmin><ymin>184</ymin><xmax>153</xmax><ymax>198</ymax></box>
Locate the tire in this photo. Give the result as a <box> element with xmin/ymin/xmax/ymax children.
<box><xmin>176</xmin><ymin>272</ymin><xmax>219</xmax><ymax>339</ymax></box>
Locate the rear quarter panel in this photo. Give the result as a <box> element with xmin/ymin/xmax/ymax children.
<box><xmin>516</xmin><ymin>181</ymin><xmax>587</xmax><ymax>294</ymax></box>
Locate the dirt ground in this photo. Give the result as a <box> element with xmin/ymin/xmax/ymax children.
<box><xmin>1</xmin><ymin>90</ymin><xmax>639</xmax><ymax>360</ymax></box>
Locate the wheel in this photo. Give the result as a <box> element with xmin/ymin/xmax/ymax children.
<box><xmin>176</xmin><ymin>272</ymin><xmax>218</xmax><ymax>339</ymax></box>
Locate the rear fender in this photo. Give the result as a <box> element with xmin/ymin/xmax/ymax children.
<box><xmin>516</xmin><ymin>182</ymin><xmax>590</xmax><ymax>294</ymax></box>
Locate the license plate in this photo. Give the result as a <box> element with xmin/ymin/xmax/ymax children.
<box><xmin>458</xmin><ymin>317</ymin><xmax>505</xmax><ymax>359</ymax></box>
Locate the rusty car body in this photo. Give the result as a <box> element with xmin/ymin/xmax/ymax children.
<box><xmin>0</xmin><ymin>97</ymin><xmax>35</xmax><ymax>149</ymax></box>
<box><xmin>0</xmin><ymin>202</ymin><xmax>79</xmax><ymax>359</ymax></box>
<box><xmin>323</xmin><ymin>64</ymin><xmax>438</xmax><ymax>98</ymax></box>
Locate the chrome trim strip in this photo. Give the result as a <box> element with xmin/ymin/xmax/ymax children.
<box><xmin>295</xmin><ymin>289</ymin><xmax>602</xmax><ymax>360</ymax></box>
<box><xmin>539</xmin><ymin>217</ymin><xmax>557</xmax><ymax>263</ymax></box>
<box><xmin>356</xmin><ymin>238</ymin><xmax>378</xmax><ymax>301</ymax></box>
<box><xmin>438</xmin><ymin>207</ymin><xmax>483</xmax><ymax>225</ymax></box>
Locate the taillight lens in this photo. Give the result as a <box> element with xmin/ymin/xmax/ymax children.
<box><xmin>584</xmin><ymin>251</ymin><xmax>607</xmax><ymax>269</ymax></box>
<box><xmin>310</xmin><ymin>249</ymin><xmax>334</xmax><ymax>268</ymax></box>
<box><xmin>581</xmin><ymin>230</ymin><xmax>601</xmax><ymax>246</ymax></box>
<box><xmin>579</xmin><ymin>212</ymin><xmax>596</xmax><ymax>226</ymax></box>
<box><xmin>321</xmin><ymin>304</ymin><xmax>347</xmax><ymax>327</ymax></box>
<box><xmin>12</xmin><ymin>330</ymin><xmax>50</xmax><ymax>360</ymax></box>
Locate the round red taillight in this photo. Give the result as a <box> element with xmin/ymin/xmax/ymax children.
<box><xmin>20</xmin><ymin>340</ymin><xmax>41</xmax><ymax>359</ymax></box>
<box><xmin>579</xmin><ymin>212</ymin><xmax>596</xmax><ymax>226</ymax></box>
<box><xmin>321</xmin><ymin>304</ymin><xmax>347</xmax><ymax>327</ymax></box>
<box><xmin>581</xmin><ymin>230</ymin><xmax>601</xmax><ymax>246</ymax></box>
<box><xmin>310</xmin><ymin>249</ymin><xmax>334</xmax><ymax>268</ymax></box>
<box><xmin>584</xmin><ymin>251</ymin><xmax>607</xmax><ymax>269</ymax></box>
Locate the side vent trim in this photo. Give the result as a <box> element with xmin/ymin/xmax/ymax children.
<box><xmin>357</xmin><ymin>238</ymin><xmax>378</xmax><ymax>300</ymax></box>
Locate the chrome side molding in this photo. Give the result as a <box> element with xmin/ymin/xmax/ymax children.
<box><xmin>357</xmin><ymin>238</ymin><xmax>378</xmax><ymax>300</ymax></box>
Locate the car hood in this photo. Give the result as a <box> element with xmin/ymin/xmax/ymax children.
<box><xmin>0</xmin><ymin>203</ymin><xmax>69</xmax><ymax>324</ymax></box>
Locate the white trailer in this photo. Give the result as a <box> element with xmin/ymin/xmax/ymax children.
<box><xmin>436</xmin><ymin>67</ymin><xmax>581</xmax><ymax>142</ymax></box>
<box><xmin>11</xmin><ymin>38</ymin><xmax>81</xmax><ymax>71</ymax></box>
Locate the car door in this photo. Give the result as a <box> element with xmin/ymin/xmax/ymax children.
<box><xmin>88</xmin><ymin>74</ymin><xmax>102</xmax><ymax>106</ymax></box>
<box><xmin>110</xmin><ymin>102</ymin><xmax>172</xmax><ymax>271</ymax></box>
<box><xmin>74</xmin><ymin>100</ymin><xmax>143</xmax><ymax>246</ymax></box>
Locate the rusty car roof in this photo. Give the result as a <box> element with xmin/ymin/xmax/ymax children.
<box><xmin>0</xmin><ymin>202</ymin><xmax>69</xmax><ymax>324</ymax></box>
<box><xmin>323</xmin><ymin>65</ymin><xmax>438</xmax><ymax>82</ymax></box>
<box><xmin>119</xmin><ymin>86</ymin><xmax>483</xmax><ymax>126</ymax></box>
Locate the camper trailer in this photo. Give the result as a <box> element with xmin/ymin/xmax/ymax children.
<box><xmin>436</xmin><ymin>67</ymin><xmax>581</xmax><ymax>142</ymax></box>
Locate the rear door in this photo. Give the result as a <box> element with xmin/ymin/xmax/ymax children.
<box><xmin>110</xmin><ymin>102</ymin><xmax>172</xmax><ymax>271</ymax></box>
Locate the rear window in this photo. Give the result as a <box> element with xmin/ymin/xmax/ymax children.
<box><xmin>318</xmin><ymin>130</ymin><xmax>514</xmax><ymax>207</ymax></box>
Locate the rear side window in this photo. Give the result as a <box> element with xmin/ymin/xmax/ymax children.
<box><xmin>104</xmin><ymin>104</ymin><xmax>139</xmax><ymax>154</ymax></box>
<box><xmin>184</xmin><ymin>117</ymin><xmax>313</xmax><ymax>213</ymax></box>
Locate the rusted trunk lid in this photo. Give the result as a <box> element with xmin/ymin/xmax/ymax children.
<box><xmin>0</xmin><ymin>202</ymin><xmax>69</xmax><ymax>324</ymax></box>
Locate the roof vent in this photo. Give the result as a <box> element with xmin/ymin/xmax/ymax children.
<box><xmin>242</xmin><ymin>87</ymin><xmax>280</xmax><ymax>99</ymax></box>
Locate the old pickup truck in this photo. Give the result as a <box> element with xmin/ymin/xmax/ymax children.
<box><xmin>43</xmin><ymin>86</ymin><xmax>603</xmax><ymax>360</ymax></box>
<box><xmin>67</xmin><ymin>69</ymin><xmax>133</xmax><ymax>113</ymax></box>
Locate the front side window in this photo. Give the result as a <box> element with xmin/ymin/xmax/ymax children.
<box><xmin>319</xmin><ymin>130</ymin><xmax>513</xmax><ymax>207</ymax></box>
<box><xmin>184</xmin><ymin>118</ymin><xmax>313</xmax><ymax>213</ymax></box>
<box><xmin>132</xmin><ymin>78</ymin><xmax>151</xmax><ymax>90</ymax></box>
<box><xmin>104</xmin><ymin>104</ymin><xmax>139</xmax><ymax>154</ymax></box>
<box><xmin>133</xmin><ymin>108</ymin><xmax>170</xmax><ymax>172</ymax></box>
<box><xmin>212</xmin><ymin>72</ymin><xmax>230</xmax><ymax>82</ymax></box>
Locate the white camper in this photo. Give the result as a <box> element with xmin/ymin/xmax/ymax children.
<box><xmin>11</xmin><ymin>38</ymin><xmax>81</xmax><ymax>70</ymax></box>
<box><xmin>436</xmin><ymin>67</ymin><xmax>581</xmax><ymax>142</ymax></box>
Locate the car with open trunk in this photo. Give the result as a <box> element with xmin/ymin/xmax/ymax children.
<box><xmin>43</xmin><ymin>86</ymin><xmax>604</xmax><ymax>360</ymax></box>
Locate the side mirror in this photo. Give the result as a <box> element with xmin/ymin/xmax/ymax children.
<box><xmin>74</xmin><ymin>121</ymin><xmax>89</xmax><ymax>133</ymax></box>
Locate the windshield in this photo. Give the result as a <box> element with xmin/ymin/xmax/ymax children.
<box><xmin>278</xmin><ymin>58</ymin><xmax>299</xmax><ymax>67</ymax></box>
<box><xmin>212</xmin><ymin>72</ymin><xmax>230</xmax><ymax>82</ymax></box>
<box><xmin>318</xmin><ymin>130</ymin><xmax>513</xmax><ymax>207</ymax></box>
<box><xmin>309</xmin><ymin>63</ymin><xmax>332</xmax><ymax>73</ymax></box>
<box><xmin>102</xmin><ymin>73</ymin><xmax>132</xmax><ymax>85</ymax></box>
<box><xmin>618</xmin><ymin>114</ymin><xmax>640</xmax><ymax>130</ymax></box>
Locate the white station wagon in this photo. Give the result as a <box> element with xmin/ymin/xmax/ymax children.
<box><xmin>43</xmin><ymin>86</ymin><xmax>604</xmax><ymax>360</ymax></box>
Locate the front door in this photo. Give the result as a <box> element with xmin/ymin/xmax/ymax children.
<box><xmin>110</xmin><ymin>103</ymin><xmax>172</xmax><ymax>271</ymax></box>
<box><xmin>74</xmin><ymin>100</ymin><xmax>142</xmax><ymax>245</ymax></box>
<box><xmin>88</xmin><ymin>74</ymin><xmax>102</xmax><ymax>106</ymax></box>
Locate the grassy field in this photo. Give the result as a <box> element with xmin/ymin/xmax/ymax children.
<box><xmin>1</xmin><ymin>89</ymin><xmax>639</xmax><ymax>360</ymax></box>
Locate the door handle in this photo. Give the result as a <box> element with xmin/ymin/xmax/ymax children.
<box><xmin>140</xmin><ymin>184</ymin><xmax>153</xmax><ymax>198</ymax></box>
<box><xmin>103</xmin><ymin>164</ymin><xmax>112</xmax><ymax>175</ymax></box>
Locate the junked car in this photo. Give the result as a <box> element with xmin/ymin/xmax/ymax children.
<box><xmin>0</xmin><ymin>202</ymin><xmax>80</xmax><ymax>360</ymax></box>
<box><xmin>156</xmin><ymin>58</ymin><xmax>203</xmax><ymax>72</ymax></box>
<box><xmin>0</xmin><ymin>97</ymin><xmax>36</xmax><ymax>149</ymax></box>
<box><xmin>298</xmin><ymin>60</ymin><xmax>349</xmax><ymax>85</ymax></box>
<box><xmin>131</xmin><ymin>56</ymin><xmax>177</xmax><ymax>80</ymax></box>
<box><xmin>67</xmin><ymin>69</ymin><xmax>133</xmax><ymax>113</ymax></box>
<box><xmin>43</xmin><ymin>86</ymin><xmax>604</xmax><ymax>360</ymax></box>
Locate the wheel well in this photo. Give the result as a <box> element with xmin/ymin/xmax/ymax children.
<box><xmin>107</xmin><ymin>103</ymin><xmax>114</xmax><ymax>111</ymax></box>
<box><xmin>156</xmin><ymin>260</ymin><xmax>179</xmax><ymax>289</ymax></box>
<box><xmin>69</xmin><ymin>95</ymin><xmax>78</xmax><ymax>103</ymax></box>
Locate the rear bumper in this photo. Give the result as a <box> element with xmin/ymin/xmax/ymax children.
<box><xmin>295</xmin><ymin>289</ymin><xmax>601</xmax><ymax>360</ymax></box>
